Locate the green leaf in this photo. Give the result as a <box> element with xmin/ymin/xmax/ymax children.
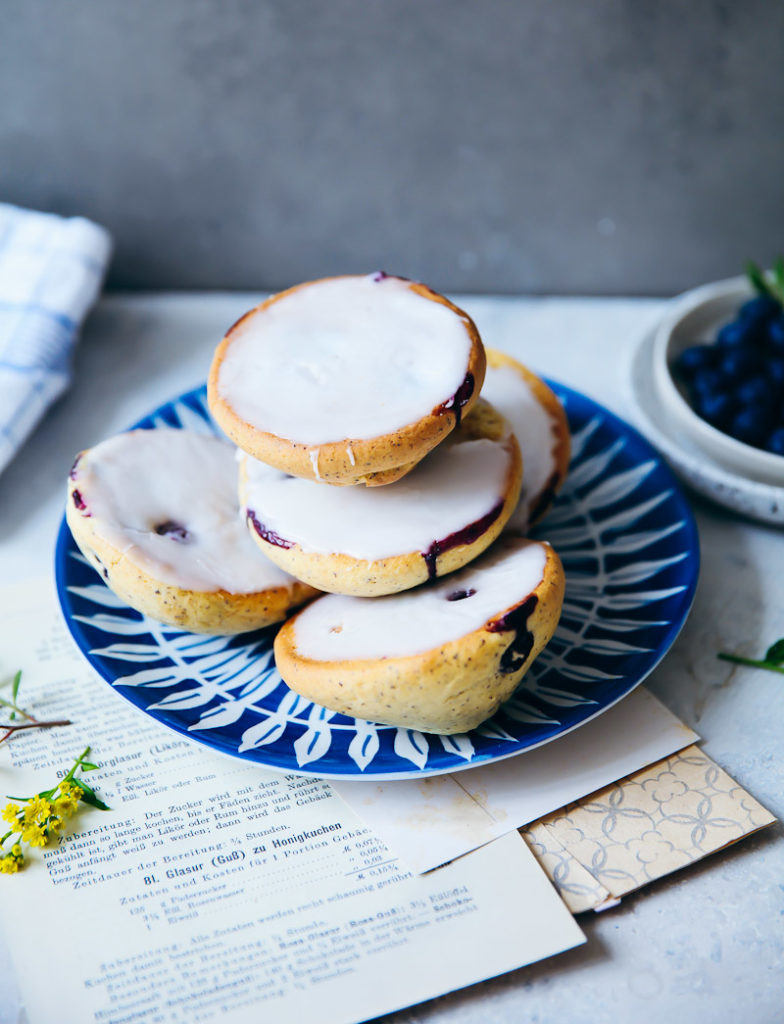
<box><xmin>774</xmin><ymin>258</ymin><xmax>784</xmax><ymax>289</ymax></box>
<box><xmin>71</xmin><ymin>779</ymin><xmax>107</xmax><ymax>805</ymax></box>
<box><xmin>717</xmin><ymin>651</ymin><xmax>784</xmax><ymax>675</ymax></box>
<box><xmin>11</xmin><ymin>671</ymin><xmax>21</xmax><ymax>704</ymax></box>
<box><xmin>746</xmin><ymin>261</ymin><xmax>772</xmax><ymax>298</ymax></box>
<box><xmin>79</xmin><ymin>762</ymin><xmax>99</xmax><ymax>772</ymax></box>
<box><xmin>764</xmin><ymin>638</ymin><xmax>784</xmax><ymax>664</ymax></box>
<box><xmin>76</xmin><ymin>789</ymin><xmax>110</xmax><ymax>812</ymax></box>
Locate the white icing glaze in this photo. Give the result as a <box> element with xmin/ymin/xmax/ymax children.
<box><xmin>217</xmin><ymin>276</ymin><xmax>473</xmax><ymax>444</ymax></box>
<box><xmin>73</xmin><ymin>429</ymin><xmax>298</xmax><ymax>594</ymax></box>
<box><xmin>241</xmin><ymin>433</ymin><xmax>512</xmax><ymax>560</ymax></box>
<box><xmin>291</xmin><ymin>537</ymin><xmax>548</xmax><ymax>660</ymax></box>
<box><xmin>309</xmin><ymin>448</ymin><xmax>321</xmax><ymax>480</ymax></box>
<box><xmin>481</xmin><ymin>363</ymin><xmax>559</xmax><ymax>530</ymax></box>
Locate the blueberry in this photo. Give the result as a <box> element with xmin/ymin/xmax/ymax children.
<box><xmin>675</xmin><ymin>345</ymin><xmax>716</xmax><ymax>379</ymax></box>
<box><xmin>717</xmin><ymin>319</ymin><xmax>759</xmax><ymax>349</ymax></box>
<box><xmin>739</xmin><ymin>295</ymin><xmax>781</xmax><ymax>327</ymax></box>
<box><xmin>765</xmin><ymin>427</ymin><xmax>784</xmax><ymax>456</ymax></box>
<box><xmin>767</xmin><ymin>317</ymin><xmax>784</xmax><ymax>352</ymax></box>
<box><xmin>694</xmin><ymin>390</ymin><xmax>735</xmax><ymax>429</ymax></box>
<box><xmin>736</xmin><ymin>374</ymin><xmax>775</xmax><ymax>410</ymax></box>
<box><xmin>690</xmin><ymin>367</ymin><xmax>726</xmax><ymax>395</ymax></box>
<box><xmin>154</xmin><ymin>520</ymin><xmax>191</xmax><ymax>542</ymax></box>
<box><xmin>727</xmin><ymin>407</ymin><xmax>770</xmax><ymax>447</ymax></box>
<box><xmin>718</xmin><ymin>346</ymin><xmax>760</xmax><ymax>378</ymax></box>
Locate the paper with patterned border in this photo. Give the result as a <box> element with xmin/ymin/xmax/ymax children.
<box><xmin>532</xmin><ymin>744</ymin><xmax>775</xmax><ymax>907</ymax></box>
<box><xmin>333</xmin><ymin>688</ymin><xmax>698</xmax><ymax>874</ymax></box>
<box><xmin>521</xmin><ymin>822</ymin><xmax>615</xmax><ymax>914</ymax></box>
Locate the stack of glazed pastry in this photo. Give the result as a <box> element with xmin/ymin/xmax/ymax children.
<box><xmin>67</xmin><ymin>273</ymin><xmax>570</xmax><ymax>735</ymax></box>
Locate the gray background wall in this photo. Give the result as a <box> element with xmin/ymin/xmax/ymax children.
<box><xmin>2</xmin><ymin>0</ymin><xmax>783</xmax><ymax>295</ymax></box>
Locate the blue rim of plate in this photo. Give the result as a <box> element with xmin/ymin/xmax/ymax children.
<box><xmin>55</xmin><ymin>381</ymin><xmax>699</xmax><ymax>780</ymax></box>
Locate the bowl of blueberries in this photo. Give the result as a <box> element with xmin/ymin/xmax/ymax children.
<box><xmin>652</xmin><ymin>263</ymin><xmax>784</xmax><ymax>487</ymax></box>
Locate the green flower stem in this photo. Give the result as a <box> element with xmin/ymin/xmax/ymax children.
<box><xmin>2</xmin><ymin>743</ymin><xmax>107</xmax><ymax>871</ymax></box>
<box><xmin>717</xmin><ymin>652</ymin><xmax>784</xmax><ymax>674</ymax></box>
<box><xmin>0</xmin><ymin>698</ymin><xmax>35</xmax><ymax>721</ymax></box>
<box><xmin>64</xmin><ymin>747</ymin><xmax>92</xmax><ymax>782</ymax></box>
<box><xmin>0</xmin><ymin>670</ymin><xmax>71</xmax><ymax>743</ymax></box>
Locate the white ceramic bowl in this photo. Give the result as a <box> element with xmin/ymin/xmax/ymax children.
<box><xmin>629</xmin><ymin>329</ymin><xmax>784</xmax><ymax>526</ymax></box>
<box><xmin>652</xmin><ymin>275</ymin><xmax>784</xmax><ymax>487</ymax></box>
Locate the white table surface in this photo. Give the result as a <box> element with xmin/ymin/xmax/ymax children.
<box><xmin>1</xmin><ymin>293</ymin><xmax>782</xmax><ymax>1024</ymax></box>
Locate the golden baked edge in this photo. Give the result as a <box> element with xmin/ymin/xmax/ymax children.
<box><xmin>273</xmin><ymin>542</ymin><xmax>565</xmax><ymax>734</ymax></box>
<box><xmin>485</xmin><ymin>347</ymin><xmax>571</xmax><ymax>525</ymax></box>
<box><xmin>207</xmin><ymin>276</ymin><xmax>487</xmax><ymax>485</ymax></box>
<box><xmin>65</xmin><ymin>477</ymin><xmax>318</xmax><ymax>635</ymax></box>
<box><xmin>238</xmin><ymin>400</ymin><xmax>523</xmax><ymax>596</ymax></box>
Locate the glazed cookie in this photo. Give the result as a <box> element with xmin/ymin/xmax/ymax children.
<box><xmin>274</xmin><ymin>536</ymin><xmax>564</xmax><ymax>735</ymax></box>
<box><xmin>481</xmin><ymin>349</ymin><xmax>570</xmax><ymax>530</ymax></box>
<box><xmin>66</xmin><ymin>429</ymin><xmax>318</xmax><ymax>634</ymax></box>
<box><xmin>208</xmin><ymin>274</ymin><xmax>486</xmax><ymax>486</ymax></box>
<box><xmin>239</xmin><ymin>400</ymin><xmax>522</xmax><ymax>596</ymax></box>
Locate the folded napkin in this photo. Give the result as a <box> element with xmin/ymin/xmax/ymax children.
<box><xmin>0</xmin><ymin>203</ymin><xmax>112</xmax><ymax>474</ymax></box>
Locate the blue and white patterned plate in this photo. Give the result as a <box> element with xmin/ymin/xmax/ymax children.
<box><xmin>55</xmin><ymin>383</ymin><xmax>699</xmax><ymax>780</ymax></box>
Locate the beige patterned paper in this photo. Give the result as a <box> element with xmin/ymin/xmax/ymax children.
<box><xmin>533</xmin><ymin>745</ymin><xmax>775</xmax><ymax>907</ymax></box>
<box><xmin>521</xmin><ymin>822</ymin><xmax>615</xmax><ymax>914</ymax></box>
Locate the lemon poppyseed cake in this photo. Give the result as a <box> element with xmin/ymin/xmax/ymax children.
<box><xmin>273</xmin><ymin>536</ymin><xmax>564</xmax><ymax>734</ymax></box>
<box><xmin>481</xmin><ymin>349</ymin><xmax>571</xmax><ymax>530</ymax></box>
<box><xmin>239</xmin><ymin>399</ymin><xmax>522</xmax><ymax>596</ymax></box>
<box><xmin>208</xmin><ymin>274</ymin><xmax>486</xmax><ymax>486</ymax></box>
<box><xmin>66</xmin><ymin>429</ymin><xmax>318</xmax><ymax>634</ymax></box>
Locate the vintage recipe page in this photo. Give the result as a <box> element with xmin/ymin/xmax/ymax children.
<box><xmin>0</xmin><ymin>579</ymin><xmax>583</xmax><ymax>1024</ymax></box>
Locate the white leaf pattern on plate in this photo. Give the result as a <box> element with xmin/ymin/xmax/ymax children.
<box><xmin>56</xmin><ymin>382</ymin><xmax>699</xmax><ymax>779</ymax></box>
<box><xmin>439</xmin><ymin>734</ymin><xmax>476</xmax><ymax>761</ymax></box>
<box><xmin>394</xmin><ymin>728</ymin><xmax>430</xmax><ymax>769</ymax></box>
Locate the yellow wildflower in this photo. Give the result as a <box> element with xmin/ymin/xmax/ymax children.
<box><xmin>59</xmin><ymin>782</ymin><xmax>83</xmax><ymax>802</ymax></box>
<box><xmin>0</xmin><ymin>854</ymin><xmax>20</xmax><ymax>874</ymax></box>
<box><xmin>10</xmin><ymin>844</ymin><xmax>22</xmax><ymax>859</ymax></box>
<box><xmin>22</xmin><ymin>796</ymin><xmax>51</xmax><ymax>824</ymax></box>
<box><xmin>20</xmin><ymin>823</ymin><xmax>47</xmax><ymax>847</ymax></box>
<box><xmin>54</xmin><ymin>791</ymin><xmax>80</xmax><ymax>817</ymax></box>
<box><xmin>47</xmin><ymin>816</ymin><xmax>64</xmax><ymax>834</ymax></box>
<box><xmin>1</xmin><ymin>803</ymin><xmax>20</xmax><ymax>825</ymax></box>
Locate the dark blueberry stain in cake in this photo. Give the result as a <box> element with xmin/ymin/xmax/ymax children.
<box><xmin>421</xmin><ymin>500</ymin><xmax>504</xmax><ymax>580</ymax></box>
<box><xmin>92</xmin><ymin>553</ymin><xmax>109</xmax><ymax>580</ymax></box>
<box><xmin>247</xmin><ymin>509</ymin><xmax>294</xmax><ymax>549</ymax></box>
<box><xmin>435</xmin><ymin>373</ymin><xmax>475</xmax><ymax>428</ymax></box>
<box><xmin>71</xmin><ymin>489</ymin><xmax>88</xmax><ymax>513</ymax></box>
<box><xmin>446</xmin><ymin>588</ymin><xmax>476</xmax><ymax>602</ymax></box>
<box><xmin>154</xmin><ymin>520</ymin><xmax>191</xmax><ymax>542</ymax></box>
<box><xmin>69</xmin><ymin>455</ymin><xmax>82</xmax><ymax>480</ymax></box>
<box><xmin>370</xmin><ymin>271</ymin><xmax>388</xmax><ymax>282</ymax></box>
<box><xmin>486</xmin><ymin>595</ymin><xmax>539</xmax><ymax>674</ymax></box>
<box><xmin>527</xmin><ymin>470</ymin><xmax>562</xmax><ymax>526</ymax></box>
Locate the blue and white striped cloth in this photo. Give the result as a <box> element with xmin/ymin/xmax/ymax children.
<box><xmin>0</xmin><ymin>203</ymin><xmax>112</xmax><ymax>473</ymax></box>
